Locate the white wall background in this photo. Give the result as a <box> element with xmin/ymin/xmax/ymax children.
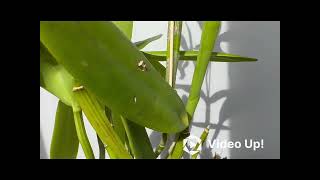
<box><xmin>40</xmin><ymin>21</ymin><xmax>280</xmax><ymax>159</ymax></box>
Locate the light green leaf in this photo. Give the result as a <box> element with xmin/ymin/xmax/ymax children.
<box><xmin>40</xmin><ymin>21</ymin><xmax>189</xmax><ymax>133</ymax></box>
<box><xmin>142</xmin><ymin>51</ymin><xmax>257</xmax><ymax>62</ymax></box>
<box><xmin>134</xmin><ymin>34</ymin><xmax>162</xmax><ymax>50</ymax></box>
<box><xmin>112</xmin><ymin>21</ymin><xmax>133</xmax><ymax>40</ymax></box>
<box><xmin>50</xmin><ymin>100</ymin><xmax>79</xmax><ymax>159</ymax></box>
<box><xmin>40</xmin><ymin>42</ymin><xmax>75</xmax><ymax>106</ymax></box>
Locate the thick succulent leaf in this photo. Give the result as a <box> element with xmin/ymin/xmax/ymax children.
<box><xmin>40</xmin><ymin>42</ymin><xmax>75</xmax><ymax>106</ymax></box>
<box><xmin>113</xmin><ymin>22</ymin><xmax>160</xmax><ymax>159</ymax></box>
<box><xmin>112</xmin><ymin>22</ymin><xmax>166</xmax><ymax>78</ymax></box>
<box><xmin>40</xmin><ymin>21</ymin><xmax>188</xmax><ymax>133</ymax></box>
<box><xmin>134</xmin><ymin>34</ymin><xmax>162</xmax><ymax>50</ymax></box>
<box><xmin>50</xmin><ymin>100</ymin><xmax>79</xmax><ymax>159</ymax></box>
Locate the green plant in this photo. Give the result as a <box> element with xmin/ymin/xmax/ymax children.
<box><xmin>40</xmin><ymin>21</ymin><xmax>257</xmax><ymax>159</ymax></box>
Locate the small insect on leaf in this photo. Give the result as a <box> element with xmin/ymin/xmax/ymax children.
<box><xmin>137</xmin><ymin>60</ymin><xmax>147</xmax><ymax>71</ymax></box>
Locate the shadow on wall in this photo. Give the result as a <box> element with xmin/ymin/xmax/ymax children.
<box><xmin>225</xmin><ymin>21</ymin><xmax>280</xmax><ymax>158</ymax></box>
<box><xmin>178</xmin><ymin>21</ymin><xmax>232</xmax><ymax>159</ymax></box>
<box><xmin>198</xmin><ymin>21</ymin><xmax>280</xmax><ymax>159</ymax></box>
<box><xmin>149</xmin><ymin>21</ymin><xmax>230</xmax><ymax>159</ymax></box>
<box><xmin>150</xmin><ymin>21</ymin><xmax>280</xmax><ymax>159</ymax></box>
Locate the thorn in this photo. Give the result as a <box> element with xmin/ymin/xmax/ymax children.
<box><xmin>72</xmin><ymin>86</ymin><xmax>84</xmax><ymax>92</ymax></box>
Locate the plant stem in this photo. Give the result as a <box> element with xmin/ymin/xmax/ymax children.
<box><xmin>155</xmin><ymin>21</ymin><xmax>183</xmax><ymax>158</ymax></box>
<box><xmin>73</xmin><ymin>85</ymin><xmax>132</xmax><ymax>159</ymax></box>
<box><xmin>186</xmin><ymin>21</ymin><xmax>221</xmax><ymax>118</ymax></box>
<box><xmin>191</xmin><ymin>125</ymin><xmax>210</xmax><ymax>159</ymax></box>
<box><xmin>166</xmin><ymin>21</ymin><xmax>183</xmax><ymax>87</ymax></box>
<box><xmin>167</xmin><ymin>21</ymin><xmax>221</xmax><ymax>159</ymax></box>
<box><xmin>72</xmin><ymin>105</ymin><xmax>95</xmax><ymax>159</ymax></box>
<box><xmin>154</xmin><ymin>133</ymin><xmax>168</xmax><ymax>157</ymax></box>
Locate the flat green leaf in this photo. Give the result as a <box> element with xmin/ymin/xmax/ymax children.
<box><xmin>142</xmin><ymin>51</ymin><xmax>257</xmax><ymax>62</ymax></box>
<box><xmin>41</xmin><ymin>42</ymin><xmax>93</xmax><ymax>159</ymax></box>
<box><xmin>134</xmin><ymin>34</ymin><xmax>163</xmax><ymax>50</ymax></box>
<box><xmin>107</xmin><ymin>21</ymin><xmax>164</xmax><ymax>158</ymax></box>
<box><xmin>114</xmin><ymin>22</ymin><xmax>160</xmax><ymax>159</ymax></box>
<box><xmin>111</xmin><ymin>112</ymin><xmax>127</xmax><ymax>144</ymax></box>
<box><xmin>121</xmin><ymin>117</ymin><xmax>156</xmax><ymax>159</ymax></box>
<box><xmin>40</xmin><ymin>21</ymin><xmax>189</xmax><ymax>133</ymax></box>
<box><xmin>50</xmin><ymin>100</ymin><xmax>79</xmax><ymax>159</ymax></box>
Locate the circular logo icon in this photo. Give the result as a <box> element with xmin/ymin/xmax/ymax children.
<box><xmin>183</xmin><ymin>135</ymin><xmax>202</xmax><ymax>156</ymax></box>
